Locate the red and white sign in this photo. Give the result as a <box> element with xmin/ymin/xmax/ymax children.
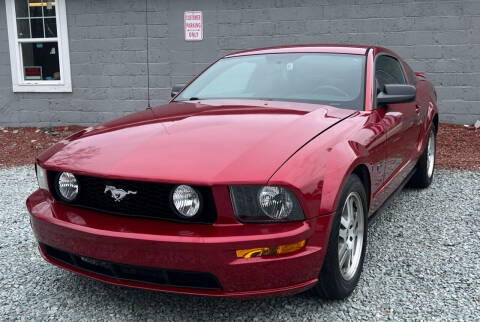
<box><xmin>184</xmin><ymin>11</ymin><xmax>203</xmax><ymax>41</ymax></box>
<box><xmin>24</xmin><ymin>66</ymin><xmax>42</xmax><ymax>80</ymax></box>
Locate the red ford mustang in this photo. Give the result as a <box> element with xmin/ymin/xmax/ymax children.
<box><xmin>27</xmin><ymin>45</ymin><xmax>438</xmax><ymax>299</ymax></box>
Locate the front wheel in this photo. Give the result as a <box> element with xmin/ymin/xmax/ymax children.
<box><xmin>313</xmin><ymin>174</ymin><xmax>367</xmax><ymax>299</ymax></box>
<box><xmin>409</xmin><ymin>126</ymin><xmax>436</xmax><ymax>188</ymax></box>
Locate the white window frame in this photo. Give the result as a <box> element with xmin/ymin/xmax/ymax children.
<box><xmin>5</xmin><ymin>0</ymin><xmax>72</xmax><ymax>92</ymax></box>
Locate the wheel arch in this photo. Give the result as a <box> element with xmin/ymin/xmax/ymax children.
<box><xmin>320</xmin><ymin>154</ymin><xmax>374</xmax><ymax>217</ymax></box>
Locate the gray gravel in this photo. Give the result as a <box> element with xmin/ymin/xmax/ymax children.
<box><xmin>0</xmin><ymin>166</ymin><xmax>479</xmax><ymax>321</ymax></box>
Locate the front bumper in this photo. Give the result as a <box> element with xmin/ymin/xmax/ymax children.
<box><xmin>27</xmin><ymin>189</ymin><xmax>333</xmax><ymax>299</ymax></box>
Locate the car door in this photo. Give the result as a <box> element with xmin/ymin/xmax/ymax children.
<box><xmin>375</xmin><ymin>54</ymin><xmax>420</xmax><ymax>193</ymax></box>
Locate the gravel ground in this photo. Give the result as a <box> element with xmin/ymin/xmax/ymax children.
<box><xmin>0</xmin><ymin>166</ymin><xmax>479</xmax><ymax>321</ymax></box>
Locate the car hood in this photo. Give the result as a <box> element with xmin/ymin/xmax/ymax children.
<box><xmin>41</xmin><ymin>100</ymin><xmax>356</xmax><ymax>185</ymax></box>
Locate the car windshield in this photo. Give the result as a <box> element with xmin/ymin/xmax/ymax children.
<box><xmin>175</xmin><ymin>53</ymin><xmax>366</xmax><ymax>110</ymax></box>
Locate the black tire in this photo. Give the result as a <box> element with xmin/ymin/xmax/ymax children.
<box><xmin>409</xmin><ymin>126</ymin><xmax>436</xmax><ymax>189</ymax></box>
<box><xmin>312</xmin><ymin>174</ymin><xmax>368</xmax><ymax>300</ymax></box>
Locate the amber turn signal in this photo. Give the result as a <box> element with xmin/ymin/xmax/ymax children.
<box><xmin>236</xmin><ymin>240</ymin><xmax>306</xmax><ymax>258</ymax></box>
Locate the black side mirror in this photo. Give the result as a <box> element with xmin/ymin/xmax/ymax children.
<box><xmin>377</xmin><ymin>84</ymin><xmax>416</xmax><ymax>105</ymax></box>
<box><xmin>171</xmin><ymin>84</ymin><xmax>185</xmax><ymax>98</ymax></box>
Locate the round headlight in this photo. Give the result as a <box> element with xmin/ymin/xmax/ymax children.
<box><xmin>172</xmin><ymin>185</ymin><xmax>201</xmax><ymax>218</ymax></box>
<box><xmin>57</xmin><ymin>172</ymin><xmax>79</xmax><ymax>201</ymax></box>
<box><xmin>258</xmin><ymin>186</ymin><xmax>294</xmax><ymax>219</ymax></box>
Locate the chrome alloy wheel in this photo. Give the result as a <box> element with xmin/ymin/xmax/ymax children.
<box><xmin>427</xmin><ymin>132</ymin><xmax>436</xmax><ymax>178</ymax></box>
<box><xmin>338</xmin><ymin>192</ymin><xmax>365</xmax><ymax>281</ymax></box>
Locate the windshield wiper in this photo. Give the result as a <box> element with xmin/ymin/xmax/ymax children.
<box><xmin>188</xmin><ymin>97</ymin><xmax>201</xmax><ymax>101</ymax></box>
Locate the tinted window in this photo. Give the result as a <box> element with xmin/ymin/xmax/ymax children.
<box><xmin>375</xmin><ymin>55</ymin><xmax>406</xmax><ymax>90</ymax></box>
<box><xmin>176</xmin><ymin>53</ymin><xmax>366</xmax><ymax>110</ymax></box>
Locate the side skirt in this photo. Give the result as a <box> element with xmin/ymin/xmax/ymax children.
<box><xmin>368</xmin><ymin>166</ymin><xmax>417</xmax><ymax>225</ymax></box>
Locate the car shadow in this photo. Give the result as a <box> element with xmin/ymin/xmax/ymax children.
<box><xmin>51</xmin><ymin>268</ymin><xmax>351</xmax><ymax>320</ymax></box>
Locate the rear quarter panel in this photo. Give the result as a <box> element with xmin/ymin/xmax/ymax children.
<box><xmin>396</xmin><ymin>55</ymin><xmax>438</xmax><ymax>158</ymax></box>
<box><xmin>415</xmin><ymin>76</ymin><xmax>438</xmax><ymax>153</ymax></box>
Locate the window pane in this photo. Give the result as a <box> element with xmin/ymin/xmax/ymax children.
<box><xmin>15</xmin><ymin>0</ymin><xmax>29</xmax><ymax>18</ymax></box>
<box><xmin>29</xmin><ymin>0</ymin><xmax>44</xmax><ymax>18</ymax></box>
<box><xmin>21</xmin><ymin>42</ymin><xmax>61</xmax><ymax>81</ymax></box>
<box><xmin>43</xmin><ymin>1</ymin><xmax>56</xmax><ymax>17</ymax></box>
<box><xmin>31</xmin><ymin>18</ymin><xmax>44</xmax><ymax>38</ymax></box>
<box><xmin>375</xmin><ymin>56</ymin><xmax>406</xmax><ymax>88</ymax></box>
<box><xmin>17</xmin><ymin>19</ymin><xmax>31</xmax><ymax>38</ymax></box>
<box><xmin>44</xmin><ymin>18</ymin><xmax>57</xmax><ymax>37</ymax></box>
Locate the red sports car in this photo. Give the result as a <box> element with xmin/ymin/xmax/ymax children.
<box><xmin>27</xmin><ymin>45</ymin><xmax>438</xmax><ymax>299</ymax></box>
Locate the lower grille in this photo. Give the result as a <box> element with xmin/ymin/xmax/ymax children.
<box><xmin>42</xmin><ymin>244</ymin><xmax>221</xmax><ymax>290</ymax></box>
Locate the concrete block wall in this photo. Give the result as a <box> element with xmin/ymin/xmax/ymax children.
<box><xmin>0</xmin><ymin>0</ymin><xmax>479</xmax><ymax>126</ymax></box>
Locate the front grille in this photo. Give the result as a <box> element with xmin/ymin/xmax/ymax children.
<box><xmin>42</xmin><ymin>244</ymin><xmax>222</xmax><ymax>290</ymax></box>
<box><xmin>47</xmin><ymin>171</ymin><xmax>217</xmax><ymax>224</ymax></box>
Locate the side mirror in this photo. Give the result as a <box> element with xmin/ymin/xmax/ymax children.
<box><xmin>377</xmin><ymin>84</ymin><xmax>416</xmax><ymax>105</ymax></box>
<box><xmin>171</xmin><ymin>84</ymin><xmax>185</xmax><ymax>98</ymax></box>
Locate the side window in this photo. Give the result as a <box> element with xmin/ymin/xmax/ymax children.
<box><xmin>375</xmin><ymin>55</ymin><xmax>407</xmax><ymax>91</ymax></box>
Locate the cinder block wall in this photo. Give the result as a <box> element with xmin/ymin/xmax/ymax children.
<box><xmin>0</xmin><ymin>0</ymin><xmax>479</xmax><ymax>126</ymax></box>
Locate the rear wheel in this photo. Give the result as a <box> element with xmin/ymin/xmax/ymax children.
<box><xmin>409</xmin><ymin>126</ymin><xmax>436</xmax><ymax>188</ymax></box>
<box><xmin>313</xmin><ymin>174</ymin><xmax>367</xmax><ymax>300</ymax></box>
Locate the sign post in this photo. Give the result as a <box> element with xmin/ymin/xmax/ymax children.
<box><xmin>184</xmin><ymin>11</ymin><xmax>203</xmax><ymax>41</ymax></box>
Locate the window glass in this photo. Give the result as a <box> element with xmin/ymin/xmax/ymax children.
<box><xmin>43</xmin><ymin>1</ymin><xmax>55</xmax><ymax>16</ymax></box>
<box><xmin>13</xmin><ymin>1</ymin><xmax>61</xmax><ymax>82</ymax></box>
<box><xmin>177</xmin><ymin>53</ymin><xmax>366</xmax><ymax>110</ymax></box>
<box><xmin>375</xmin><ymin>55</ymin><xmax>406</xmax><ymax>89</ymax></box>
<box><xmin>14</xmin><ymin>0</ymin><xmax>28</xmax><ymax>17</ymax></box>
<box><xmin>15</xmin><ymin>0</ymin><xmax>57</xmax><ymax>38</ymax></box>
<box><xmin>31</xmin><ymin>18</ymin><xmax>44</xmax><ymax>37</ymax></box>
<box><xmin>16</xmin><ymin>19</ymin><xmax>30</xmax><ymax>38</ymax></box>
<box><xmin>44</xmin><ymin>18</ymin><xmax>57</xmax><ymax>37</ymax></box>
<box><xmin>195</xmin><ymin>62</ymin><xmax>257</xmax><ymax>98</ymax></box>
<box><xmin>29</xmin><ymin>0</ymin><xmax>43</xmax><ymax>17</ymax></box>
<box><xmin>21</xmin><ymin>42</ymin><xmax>60</xmax><ymax>80</ymax></box>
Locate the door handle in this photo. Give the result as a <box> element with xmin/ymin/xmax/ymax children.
<box><xmin>415</xmin><ymin>104</ymin><xmax>421</xmax><ymax>114</ymax></box>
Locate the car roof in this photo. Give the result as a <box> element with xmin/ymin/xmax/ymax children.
<box><xmin>225</xmin><ymin>44</ymin><xmax>376</xmax><ymax>57</ymax></box>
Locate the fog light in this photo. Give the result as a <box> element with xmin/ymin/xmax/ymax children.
<box><xmin>172</xmin><ymin>185</ymin><xmax>201</xmax><ymax>218</ymax></box>
<box><xmin>236</xmin><ymin>240</ymin><xmax>306</xmax><ymax>258</ymax></box>
<box><xmin>57</xmin><ymin>172</ymin><xmax>79</xmax><ymax>201</ymax></box>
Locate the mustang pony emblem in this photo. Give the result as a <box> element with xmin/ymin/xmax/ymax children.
<box><xmin>104</xmin><ymin>185</ymin><xmax>137</xmax><ymax>202</ymax></box>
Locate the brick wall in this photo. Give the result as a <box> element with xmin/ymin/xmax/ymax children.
<box><xmin>0</xmin><ymin>0</ymin><xmax>479</xmax><ymax>126</ymax></box>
